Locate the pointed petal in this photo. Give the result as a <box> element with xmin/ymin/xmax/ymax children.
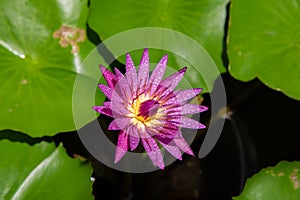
<box><xmin>129</xmin><ymin>136</ymin><xmax>140</xmax><ymax>151</ymax></box>
<box><xmin>115</xmin><ymin>131</ymin><xmax>129</xmax><ymax>163</ymax></box>
<box><xmin>177</xmin><ymin>116</ymin><xmax>206</xmax><ymax>129</ymax></box>
<box><xmin>159</xmin><ymin>140</ymin><xmax>182</xmax><ymax>160</ymax></box>
<box><xmin>103</xmin><ymin>101</ymin><xmax>112</xmax><ymax>108</ymax></box>
<box><xmin>114</xmin><ymin>68</ymin><xmax>132</xmax><ymax>102</ymax></box>
<box><xmin>161</xmin><ymin>91</ymin><xmax>179</xmax><ymax>105</ymax></box>
<box><xmin>99</xmin><ymin>65</ymin><xmax>117</xmax><ymax>88</ymax></box>
<box><xmin>126</xmin><ymin>53</ymin><xmax>138</xmax><ymax>93</ymax></box>
<box><xmin>110</xmin><ymin>102</ymin><xmax>130</xmax><ymax>116</ymax></box>
<box><xmin>180</xmin><ymin>104</ymin><xmax>208</xmax><ymax>115</ymax></box>
<box><xmin>93</xmin><ymin>101</ymin><xmax>127</xmax><ymax>118</ymax></box>
<box><xmin>138</xmin><ymin>48</ymin><xmax>149</xmax><ymax>90</ymax></box>
<box><xmin>128</xmin><ymin>126</ymin><xmax>140</xmax><ymax>151</ymax></box>
<box><xmin>153</xmin><ymin>86</ymin><xmax>175</xmax><ymax>104</ymax></box>
<box><xmin>148</xmin><ymin>54</ymin><xmax>168</xmax><ymax>95</ymax></box>
<box><xmin>160</xmin><ymin>67</ymin><xmax>187</xmax><ymax>91</ymax></box>
<box><xmin>174</xmin><ymin>131</ymin><xmax>194</xmax><ymax>156</ymax></box>
<box><xmin>106</xmin><ymin>79</ymin><xmax>126</xmax><ymax>105</ymax></box>
<box><xmin>114</xmin><ymin>67</ymin><xmax>124</xmax><ymax>79</ymax></box>
<box><xmin>93</xmin><ymin>106</ymin><xmax>113</xmax><ymax>117</ymax></box>
<box><xmin>150</xmin><ymin>121</ymin><xmax>179</xmax><ymax>141</ymax></box>
<box><xmin>141</xmin><ymin>137</ymin><xmax>164</xmax><ymax>169</ymax></box>
<box><xmin>108</xmin><ymin>118</ymin><xmax>131</xmax><ymax>130</ymax></box>
<box><xmin>169</xmin><ymin>88</ymin><xmax>202</xmax><ymax>103</ymax></box>
<box><xmin>100</xmin><ymin>101</ymin><xmax>128</xmax><ymax>118</ymax></box>
<box><xmin>108</xmin><ymin>119</ymin><xmax>119</xmax><ymax>130</ymax></box>
<box><xmin>126</xmin><ymin>52</ymin><xmax>136</xmax><ymax>73</ymax></box>
<box><xmin>98</xmin><ymin>84</ymin><xmax>113</xmax><ymax>100</ymax></box>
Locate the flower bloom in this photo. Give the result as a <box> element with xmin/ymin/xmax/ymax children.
<box><xmin>93</xmin><ymin>48</ymin><xmax>208</xmax><ymax>169</ymax></box>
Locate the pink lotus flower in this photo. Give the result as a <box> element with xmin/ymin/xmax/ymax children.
<box><xmin>93</xmin><ymin>48</ymin><xmax>208</xmax><ymax>169</ymax></box>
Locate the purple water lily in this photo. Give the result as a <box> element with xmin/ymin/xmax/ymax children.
<box><xmin>93</xmin><ymin>48</ymin><xmax>208</xmax><ymax>169</ymax></box>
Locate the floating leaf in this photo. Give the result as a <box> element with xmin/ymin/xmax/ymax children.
<box><xmin>0</xmin><ymin>0</ymin><xmax>105</xmax><ymax>136</ymax></box>
<box><xmin>234</xmin><ymin>161</ymin><xmax>300</xmax><ymax>200</ymax></box>
<box><xmin>0</xmin><ymin>139</ymin><xmax>93</xmax><ymax>199</ymax></box>
<box><xmin>228</xmin><ymin>0</ymin><xmax>300</xmax><ymax>100</ymax></box>
<box><xmin>88</xmin><ymin>0</ymin><xmax>228</xmax><ymax>93</ymax></box>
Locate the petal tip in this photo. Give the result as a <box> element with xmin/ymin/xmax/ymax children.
<box><xmin>115</xmin><ymin>147</ymin><xmax>127</xmax><ymax>163</ymax></box>
<box><xmin>114</xmin><ymin>157</ymin><xmax>119</xmax><ymax>163</ymax></box>
<box><xmin>193</xmin><ymin>88</ymin><xmax>203</xmax><ymax>95</ymax></box>
<box><xmin>159</xmin><ymin>54</ymin><xmax>168</xmax><ymax>65</ymax></box>
<box><xmin>98</xmin><ymin>83</ymin><xmax>104</xmax><ymax>88</ymax></box>
<box><xmin>186</xmin><ymin>149</ymin><xmax>195</xmax><ymax>156</ymax></box>
<box><xmin>180</xmin><ymin>66</ymin><xmax>187</xmax><ymax>73</ymax></box>
<box><xmin>108</xmin><ymin>120</ymin><xmax>120</xmax><ymax>130</ymax></box>
<box><xmin>99</xmin><ymin>64</ymin><xmax>106</xmax><ymax>71</ymax></box>
<box><xmin>92</xmin><ymin>106</ymin><xmax>100</xmax><ymax>111</ymax></box>
<box><xmin>163</xmin><ymin>54</ymin><xmax>168</xmax><ymax>60</ymax></box>
<box><xmin>157</xmin><ymin>163</ymin><xmax>165</xmax><ymax>170</ymax></box>
<box><xmin>200</xmin><ymin>105</ymin><xmax>209</xmax><ymax>112</ymax></box>
<box><xmin>198</xmin><ymin>123</ymin><xmax>206</xmax><ymax>129</ymax></box>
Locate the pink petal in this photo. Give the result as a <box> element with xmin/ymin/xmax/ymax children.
<box><xmin>108</xmin><ymin>119</ymin><xmax>119</xmax><ymax>130</ymax></box>
<box><xmin>180</xmin><ymin>104</ymin><xmax>208</xmax><ymax>115</ymax></box>
<box><xmin>160</xmin><ymin>67</ymin><xmax>187</xmax><ymax>91</ymax></box>
<box><xmin>148</xmin><ymin>54</ymin><xmax>168</xmax><ymax>95</ymax></box>
<box><xmin>111</xmin><ymin>95</ymin><xmax>124</xmax><ymax>107</ymax></box>
<box><xmin>172</xmin><ymin>88</ymin><xmax>202</xmax><ymax>103</ymax></box>
<box><xmin>160</xmin><ymin>92</ymin><xmax>179</xmax><ymax>106</ymax></box>
<box><xmin>153</xmin><ymin>86</ymin><xmax>175</xmax><ymax>103</ymax></box>
<box><xmin>110</xmin><ymin>101</ymin><xmax>130</xmax><ymax>116</ymax></box>
<box><xmin>103</xmin><ymin>101</ymin><xmax>112</xmax><ymax>109</ymax></box>
<box><xmin>92</xmin><ymin>106</ymin><xmax>113</xmax><ymax>117</ymax></box>
<box><xmin>159</xmin><ymin>140</ymin><xmax>182</xmax><ymax>160</ymax></box>
<box><xmin>108</xmin><ymin>118</ymin><xmax>131</xmax><ymax>130</ymax></box>
<box><xmin>114</xmin><ymin>67</ymin><xmax>124</xmax><ymax>80</ymax></box>
<box><xmin>126</xmin><ymin>53</ymin><xmax>138</xmax><ymax>94</ymax></box>
<box><xmin>138</xmin><ymin>99</ymin><xmax>159</xmax><ymax>119</ymax></box>
<box><xmin>115</xmin><ymin>131</ymin><xmax>129</xmax><ymax>163</ymax></box>
<box><xmin>128</xmin><ymin>126</ymin><xmax>140</xmax><ymax>151</ymax></box>
<box><xmin>137</xmin><ymin>48</ymin><xmax>149</xmax><ymax>91</ymax></box>
<box><xmin>141</xmin><ymin>137</ymin><xmax>164</xmax><ymax>169</ymax></box>
<box><xmin>114</xmin><ymin>68</ymin><xmax>132</xmax><ymax>102</ymax></box>
<box><xmin>149</xmin><ymin>121</ymin><xmax>178</xmax><ymax>140</ymax></box>
<box><xmin>129</xmin><ymin>135</ymin><xmax>140</xmax><ymax>151</ymax></box>
<box><xmin>99</xmin><ymin>65</ymin><xmax>117</xmax><ymax>88</ymax></box>
<box><xmin>98</xmin><ymin>84</ymin><xmax>113</xmax><ymax>100</ymax></box>
<box><xmin>166</xmin><ymin>88</ymin><xmax>202</xmax><ymax>104</ymax></box>
<box><xmin>125</xmin><ymin>52</ymin><xmax>136</xmax><ymax>73</ymax></box>
<box><xmin>173</xmin><ymin>131</ymin><xmax>194</xmax><ymax>156</ymax></box>
<box><xmin>177</xmin><ymin>116</ymin><xmax>206</xmax><ymax>129</ymax></box>
<box><xmin>100</xmin><ymin>101</ymin><xmax>128</xmax><ymax>118</ymax></box>
<box><xmin>164</xmin><ymin>103</ymin><xmax>182</xmax><ymax>115</ymax></box>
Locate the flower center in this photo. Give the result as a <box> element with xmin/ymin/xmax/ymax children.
<box><xmin>135</xmin><ymin>99</ymin><xmax>159</xmax><ymax>122</ymax></box>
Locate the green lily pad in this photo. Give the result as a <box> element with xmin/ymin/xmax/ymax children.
<box><xmin>228</xmin><ymin>0</ymin><xmax>300</xmax><ymax>100</ymax></box>
<box><xmin>88</xmin><ymin>0</ymin><xmax>228</xmax><ymax>93</ymax></box>
<box><xmin>0</xmin><ymin>0</ymin><xmax>105</xmax><ymax>136</ymax></box>
<box><xmin>0</xmin><ymin>139</ymin><xmax>93</xmax><ymax>199</ymax></box>
<box><xmin>234</xmin><ymin>161</ymin><xmax>300</xmax><ymax>200</ymax></box>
